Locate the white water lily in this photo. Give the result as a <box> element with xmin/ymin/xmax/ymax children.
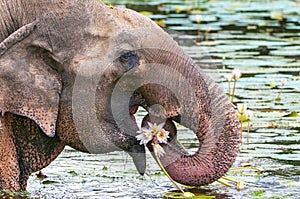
<box><xmin>195</xmin><ymin>14</ymin><xmax>202</xmax><ymax>23</ymax></box>
<box><xmin>232</xmin><ymin>68</ymin><xmax>242</xmax><ymax>80</ymax></box>
<box><xmin>153</xmin><ymin>144</ymin><xmax>166</xmax><ymax>157</ymax></box>
<box><xmin>224</xmin><ymin>74</ymin><xmax>233</xmax><ymax>82</ymax></box>
<box><xmin>136</xmin><ymin>122</ymin><xmax>168</xmax><ymax>145</ymax></box>
<box><xmin>147</xmin><ymin>122</ymin><xmax>165</xmax><ymax>134</ymax></box>
<box><xmin>136</xmin><ymin>128</ymin><xmax>153</xmax><ymax>145</ymax></box>
<box><xmin>156</xmin><ymin>129</ymin><xmax>170</xmax><ymax>144</ymax></box>
<box><xmin>245</xmin><ymin>110</ymin><xmax>254</xmax><ymax>120</ymax></box>
<box><xmin>281</xmin><ymin>78</ymin><xmax>287</xmax><ymax>86</ymax></box>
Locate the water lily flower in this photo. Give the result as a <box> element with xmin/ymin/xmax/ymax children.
<box><xmin>232</xmin><ymin>69</ymin><xmax>242</xmax><ymax>80</ymax></box>
<box><xmin>147</xmin><ymin>122</ymin><xmax>165</xmax><ymax>134</ymax></box>
<box><xmin>156</xmin><ymin>129</ymin><xmax>170</xmax><ymax>144</ymax></box>
<box><xmin>245</xmin><ymin>110</ymin><xmax>254</xmax><ymax>120</ymax></box>
<box><xmin>195</xmin><ymin>14</ymin><xmax>202</xmax><ymax>23</ymax></box>
<box><xmin>153</xmin><ymin>144</ymin><xmax>166</xmax><ymax>157</ymax></box>
<box><xmin>224</xmin><ymin>74</ymin><xmax>233</xmax><ymax>82</ymax></box>
<box><xmin>136</xmin><ymin>128</ymin><xmax>153</xmax><ymax>145</ymax></box>
<box><xmin>281</xmin><ymin>78</ymin><xmax>287</xmax><ymax>86</ymax></box>
<box><xmin>237</xmin><ymin>103</ymin><xmax>247</xmax><ymax>115</ymax></box>
<box><xmin>136</xmin><ymin>122</ymin><xmax>169</xmax><ymax>146</ymax></box>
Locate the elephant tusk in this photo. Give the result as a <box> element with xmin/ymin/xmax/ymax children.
<box><xmin>128</xmin><ymin>145</ymin><xmax>146</xmax><ymax>175</ymax></box>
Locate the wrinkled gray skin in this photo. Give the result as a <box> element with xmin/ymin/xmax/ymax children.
<box><xmin>0</xmin><ymin>0</ymin><xmax>240</xmax><ymax>193</ymax></box>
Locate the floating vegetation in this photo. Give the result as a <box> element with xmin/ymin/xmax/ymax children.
<box><xmin>250</xmin><ymin>190</ymin><xmax>265</xmax><ymax>197</ymax></box>
<box><xmin>68</xmin><ymin>170</ymin><xmax>79</xmax><ymax>176</ymax></box>
<box><xmin>0</xmin><ymin>190</ymin><xmax>29</xmax><ymax>198</ymax></box>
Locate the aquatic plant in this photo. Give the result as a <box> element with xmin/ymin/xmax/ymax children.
<box><xmin>195</xmin><ymin>14</ymin><xmax>202</xmax><ymax>44</ymax></box>
<box><xmin>136</xmin><ymin>122</ymin><xmax>195</xmax><ymax>197</ymax></box>
<box><xmin>224</xmin><ymin>73</ymin><xmax>233</xmax><ymax>94</ymax></box>
<box><xmin>276</xmin><ymin>78</ymin><xmax>287</xmax><ymax>100</ymax></box>
<box><xmin>237</xmin><ymin>103</ymin><xmax>253</xmax><ymax>144</ymax></box>
<box><xmin>224</xmin><ymin>68</ymin><xmax>242</xmax><ymax>103</ymax></box>
<box><xmin>0</xmin><ymin>190</ymin><xmax>29</xmax><ymax>197</ymax></box>
<box><xmin>205</xmin><ymin>26</ymin><xmax>211</xmax><ymax>41</ymax></box>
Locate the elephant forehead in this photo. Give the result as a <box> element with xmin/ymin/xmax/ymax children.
<box><xmin>85</xmin><ymin>4</ymin><xmax>175</xmax><ymax>48</ymax></box>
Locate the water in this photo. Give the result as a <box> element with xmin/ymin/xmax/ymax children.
<box><xmin>27</xmin><ymin>0</ymin><xmax>300</xmax><ymax>198</ymax></box>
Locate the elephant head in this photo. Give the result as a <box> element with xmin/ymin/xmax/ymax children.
<box><xmin>0</xmin><ymin>0</ymin><xmax>240</xmax><ymax>192</ymax></box>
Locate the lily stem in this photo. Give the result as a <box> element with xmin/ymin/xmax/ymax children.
<box><xmin>240</xmin><ymin>118</ymin><xmax>243</xmax><ymax>144</ymax></box>
<box><xmin>152</xmin><ymin>144</ymin><xmax>185</xmax><ymax>194</ymax></box>
<box><xmin>221</xmin><ymin>176</ymin><xmax>259</xmax><ymax>187</ymax></box>
<box><xmin>228</xmin><ymin>82</ymin><xmax>231</xmax><ymax>97</ymax></box>
<box><xmin>217</xmin><ymin>179</ymin><xmax>234</xmax><ymax>187</ymax></box>
<box><xmin>231</xmin><ymin>79</ymin><xmax>237</xmax><ymax>103</ymax></box>
<box><xmin>197</xmin><ymin>22</ymin><xmax>201</xmax><ymax>43</ymax></box>
<box><xmin>277</xmin><ymin>87</ymin><xmax>283</xmax><ymax>99</ymax></box>
<box><xmin>247</xmin><ymin>120</ymin><xmax>250</xmax><ymax>144</ymax></box>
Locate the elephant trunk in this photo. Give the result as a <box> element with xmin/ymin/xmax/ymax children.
<box><xmin>139</xmin><ymin>52</ymin><xmax>240</xmax><ymax>186</ymax></box>
<box><xmin>163</xmin><ymin>102</ymin><xmax>239</xmax><ymax>186</ymax></box>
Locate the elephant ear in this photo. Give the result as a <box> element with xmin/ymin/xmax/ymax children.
<box><xmin>0</xmin><ymin>20</ymin><xmax>61</xmax><ymax>137</ymax></box>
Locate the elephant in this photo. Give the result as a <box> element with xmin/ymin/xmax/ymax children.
<box><xmin>0</xmin><ymin>0</ymin><xmax>240</xmax><ymax>193</ymax></box>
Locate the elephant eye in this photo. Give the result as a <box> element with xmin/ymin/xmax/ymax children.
<box><xmin>119</xmin><ymin>51</ymin><xmax>139</xmax><ymax>71</ymax></box>
<box><xmin>42</xmin><ymin>51</ymin><xmax>63</xmax><ymax>72</ymax></box>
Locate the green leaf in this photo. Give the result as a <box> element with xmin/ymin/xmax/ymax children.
<box><xmin>270</xmin><ymin>11</ymin><xmax>284</xmax><ymax>21</ymax></box>
<box><xmin>270</xmin><ymin>79</ymin><xmax>276</xmax><ymax>88</ymax></box>
<box><xmin>139</xmin><ymin>11</ymin><xmax>153</xmax><ymax>16</ymax></box>
<box><xmin>251</xmin><ymin>190</ymin><xmax>265</xmax><ymax>197</ymax></box>
<box><xmin>0</xmin><ymin>190</ymin><xmax>29</xmax><ymax>197</ymax></box>
<box><xmin>150</xmin><ymin>171</ymin><xmax>165</xmax><ymax>176</ymax></box>
<box><xmin>68</xmin><ymin>170</ymin><xmax>78</xmax><ymax>176</ymax></box>
<box><xmin>102</xmin><ymin>166</ymin><xmax>109</xmax><ymax>171</ymax></box>
<box><xmin>236</xmin><ymin>112</ymin><xmax>248</xmax><ymax>122</ymax></box>
<box><xmin>275</xmin><ymin>97</ymin><xmax>281</xmax><ymax>101</ymax></box>
<box><xmin>282</xmin><ymin>111</ymin><xmax>298</xmax><ymax>118</ymax></box>
<box><xmin>42</xmin><ymin>180</ymin><xmax>58</xmax><ymax>185</ymax></box>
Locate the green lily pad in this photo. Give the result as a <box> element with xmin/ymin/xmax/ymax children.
<box><xmin>164</xmin><ymin>18</ymin><xmax>191</xmax><ymax>26</ymax></box>
<box><xmin>271</xmin><ymin>154</ymin><xmax>300</xmax><ymax>162</ymax></box>
<box><xmin>224</xmin><ymin>59</ymin><xmax>288</xmax><ymax>68</ymax></box>
<box><xmin>251</xmin><ymin>190</ymin><xmax>265</xmax><ymax>197</ymax></box>
<box><xmin>168</xmin><ymin>14</ymin><xmax>188</xmax><ymax>18</ymax></box>
<box><xmin>42</xmin><ymin>180</ymin><xmax>58</xmax><ymax>185</ymax></box>
<box><xmin>282</xmin><ymin>111</ymin><xmax>299</xmax><ymax>118</ymax></box>
<box><xmin>270</xmin><ymin>49</ymin><xmax>300</xmax><ymax>57</ymax></box>
<box><xmin>148</xmin><ymin>14</ymin><xmax>167</xmax><ymax>20</ymax></box>
<box><xmin>68</xmin><ymin>170</ymin><xmax>78</xmax><ymax>176</ymax></box>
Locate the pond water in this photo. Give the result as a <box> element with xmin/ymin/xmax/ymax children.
<box><xmin>27</xmin><ymin>0</ymin><xmax>300</xmax><ymax>198</ymax></box>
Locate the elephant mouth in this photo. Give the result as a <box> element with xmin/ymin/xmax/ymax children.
<box><xmin>128</xmin><ymin>94</ymin><xmax>179</xmax><ymax>143</ymax></box>
<box><xmin>128</xmin><ymin>93</ymin><xmax>151</xmax><ymax>126</ymax></box>
<box><xmin>129</xmin><ymin>105</ymin><xmax>139</xmax><ymax>124</ymax></box>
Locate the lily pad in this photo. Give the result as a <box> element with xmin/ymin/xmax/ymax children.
<box><xmin>164</xmin><ymin>18</ymin><xmax>191</xmax><ymax>26</ymax></box>
<box><xmin>168</xmin><ymin>14</ymin><xmax>188</xmax><ymax>18</ymax></box>
<box><xmin>270</xmin><ymin>50</ymin><xmax>300</xmax><ymax>57</ymax></box>
<box><xmin>148</xmin><ymin>14</ymin><xmax>168</xmax><ymax>20</ymax></box>
<box><xmin>282</xmin><ymin>111</ymin><xmax>299</xmax><ymax>118</ymax></box>
<box><xmin>271</xmin><ymin>154</ymin><xmax>300</xmax><ymax>164</ymax></box>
